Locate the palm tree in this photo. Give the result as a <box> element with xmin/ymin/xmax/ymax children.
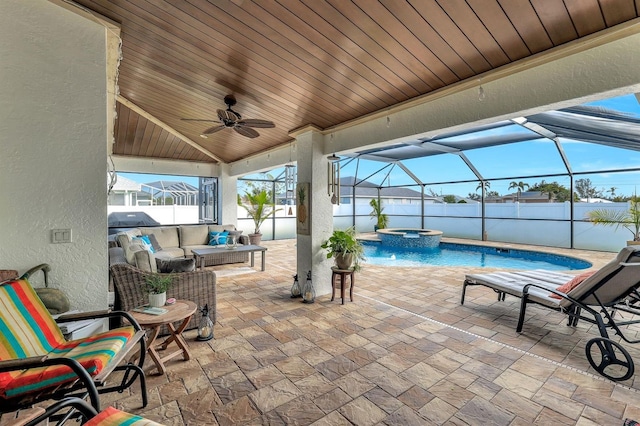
<box><xmin>587</xmin><ymin>195</ymin><xmax>640</xmax><ymax>241</ymax></box>
<box><xmin>369</xmin><ymin>198</ymin><xmax>388</xmax><ymax>230</ymax></box>
<box><xmin>237</xmin><ymin>189</ymin><xmax>281</xmax><ymax>235</ymax></box>
<box><xmin>608</xmin><ymin>187</ymin><xmax>617</xmax><ymax>200</ymax></box>
<box><xmin>476</xmin><ymin>181</ymin><xmax>490</xmax><ymax>193</ymax></box>
<box><xmin>508</xmin><ymin>181</ymin><xmax>529</xmax><ymax>201</ymax></box>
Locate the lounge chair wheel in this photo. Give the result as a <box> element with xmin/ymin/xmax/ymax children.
<box><xmin>585</xmin><ymin>337</ymin><xmax>634</xmax><ymax>381</ymax></box>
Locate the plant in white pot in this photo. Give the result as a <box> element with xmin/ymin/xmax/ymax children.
<box><xmin>237</xmin><ymin>189</ymin><xmax>281</xmax><ymax>245</ymax></box>
<box><xmin>321</xmin><ymin>226</ymin><xmax>365</xmax><ymax>271</ymax></box>
<box><xmin>586</xmin><ymin>195</ymin><xmax>640</xmax><ymax>245</ymax></box>
<box><xmin>144</xmin><ymin>273</ymin><xmax>174</xmax><ymax>307</ymax></box>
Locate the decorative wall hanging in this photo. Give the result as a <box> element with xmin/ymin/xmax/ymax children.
<box><xmin>296</xmin><ymin>182</ymin><xmax>310</xmax><ymax>235</ymax></box>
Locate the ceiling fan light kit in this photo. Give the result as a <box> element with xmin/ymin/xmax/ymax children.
<box><xmin>183</xmin><ymin>95</ymin><xmax>275</xmax><ymax>139</ymax></box>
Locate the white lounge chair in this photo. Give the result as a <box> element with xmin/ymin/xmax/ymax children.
<box><xmin>461</xmin><ymin>246</ymin><xmax>640</xmax><ymax>381</ymax></box>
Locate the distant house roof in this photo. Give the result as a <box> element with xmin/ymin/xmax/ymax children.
<box><xmin>111</xmin><ymin>175</ymin><xmax>141</xmax><ymax>192</ymax></box>
<box><xmin>338</xmin><ymin>177</ymin><xmax>423</xmax><ymax>199</ymax></box>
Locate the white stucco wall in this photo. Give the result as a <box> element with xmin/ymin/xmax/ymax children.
<box><xmin>0</xmin><ymin>0</ymin><xmax>108</xmax><ymax>310</ymax></box>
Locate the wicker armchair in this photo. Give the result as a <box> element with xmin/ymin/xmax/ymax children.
<box><xmin>109</xmin><ymin>263</ymin><xmax>216</xmax><ymax>332</ymax></box>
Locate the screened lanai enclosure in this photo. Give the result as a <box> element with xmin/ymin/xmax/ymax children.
<box><xmin>238</xmin><ymin>94</ymin><xmax>640</xmax><ymax>252</ymax></box>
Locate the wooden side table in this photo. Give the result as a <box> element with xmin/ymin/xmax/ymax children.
<box><xmin>331</xmin><ymin>267</ymin><xmax>355</xmax><ymax>304</ymax></box>
<box><xmin>130</xmin><ymin>300</ymin><xmax>197</xmax><ymax>375</ymax></box>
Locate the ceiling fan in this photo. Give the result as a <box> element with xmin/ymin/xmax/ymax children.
<box><xmin>181</xmin><ymin>95</ymin><xmax>275</xmax><ymax>139</ymax></box>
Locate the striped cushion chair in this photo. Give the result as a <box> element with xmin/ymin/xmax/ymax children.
<box><xmin>0</xmin><ymin>278</ymin><xmax>148</xmax><ymax>412</ymax></box>
<box><xmin>84</xmin><ymin>406</ymin><xmax>164</xmax><ymax>425</ymax></box>
<box><xmin>21</xmin><ymin>397</ymin><xmax>165</xmax><ymax>426</ymax></box>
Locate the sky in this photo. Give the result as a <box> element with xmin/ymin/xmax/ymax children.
<box><xmin>117</xmin><ymin>94</ymin><xmax>640</xmax><ymax>199</ymax></box>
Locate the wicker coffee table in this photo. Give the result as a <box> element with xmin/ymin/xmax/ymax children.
<box><xmin>192</xmin><ymin>244</ymin><xmax>267</xmax><ymax>271</ymax></box>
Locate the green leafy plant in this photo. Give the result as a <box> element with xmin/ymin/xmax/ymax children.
<box><xmin>144</xmin><ymin>273</ymin><xmax>174</xmax><ymax>294</ymax></box>
<box><xmin>237</xmin><ymin>189</ymin><xmax>282</xmax><ymax>234</ymax></box>
<box><xmin>586</xmin><ymin>196</ymin><xmax>640</xmax><ymax>242</ymax></box>
<box><xmin>321</xmin><ymin>227</ymin><xmax>365</xmax><ymax>271</ymax></box>
<box><xmin>369</xmin><ymin>198</ymin><xmax>388</xmax><ymax>230</ymax></box>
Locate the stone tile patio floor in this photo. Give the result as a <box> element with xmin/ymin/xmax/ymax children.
<box><xmin>104</xmin><ymin>238</ymin><xmax>640</xmax><ymax>425</ymax></box>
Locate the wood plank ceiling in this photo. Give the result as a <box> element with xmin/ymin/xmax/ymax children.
<box><xmin>74</xmin><ymin>0</ymin><xmax>640</xmax><ymax>165</ymax></box>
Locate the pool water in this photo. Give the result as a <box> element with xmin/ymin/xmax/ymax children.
<box><xmin>362</xmin><ymin>242</ymin><xmax>591</xmax><ymax>270</ymax></box>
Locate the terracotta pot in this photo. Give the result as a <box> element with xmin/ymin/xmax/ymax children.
<box><xmin>335</xmin><ymin>252</ymin><xmax>354</xmax><ymax>270</ymax></box>
<box><xmin>249</xmin><ymin>233</ymin><xmax>262</xmax><ymax>245</ymax></box>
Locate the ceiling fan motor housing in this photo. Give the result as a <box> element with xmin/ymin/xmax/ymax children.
<box><xmin>224</xmin><ymin>95</ymin><xmax>237</xmax><ymax>108</ymax></box>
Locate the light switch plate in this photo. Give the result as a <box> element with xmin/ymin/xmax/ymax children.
<box><xmin>52</xmin><ymin>228</ymin><xmax>72</xmax><ymax>244</ymax></box>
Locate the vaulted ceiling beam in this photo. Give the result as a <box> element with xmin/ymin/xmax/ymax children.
<box><xmin>117</xmin><ymin>96</ymin><xmax>223</xmax><ymax>163</ymax></box>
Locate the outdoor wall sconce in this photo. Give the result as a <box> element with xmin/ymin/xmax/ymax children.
<box><xmin>327</xmin><ymin>153</ymin><xmax>340</xmax><ymax>205</ymax></box>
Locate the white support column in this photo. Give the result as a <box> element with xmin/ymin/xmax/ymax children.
<box><xmin>294</xmin><ymin>126</ymin><xmax>334</xmax><ymax>296</ymax></box>
<box><xmin>219</xmin><ymin>163</ymin><xmax>238</xmax><ymax>226</ymax></box>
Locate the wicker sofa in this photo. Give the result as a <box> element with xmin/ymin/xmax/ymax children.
<box><xmin>112</xmin><ymin>224</ymin><xmax>249</xmax><ymax>273</ymax></box>
<box><xmin>109</xmin><ymin>262</ymin><xmax>215</xmax><ymax>332</ymax></box>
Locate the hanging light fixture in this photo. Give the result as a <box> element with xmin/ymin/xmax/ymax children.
<box><xmin>327</xmin><ymin>153</ymin><xmax>340</xmax><ymax>205</ymax></box>
<box><xmin>285</xmin><ymin>142</ymin><xmax>296</xmax><ymax>213</ymax></box>
<box><xmin>478</xmin><ymin>78</ymin><xmax>486</xmax><ymax>101</ymax></box>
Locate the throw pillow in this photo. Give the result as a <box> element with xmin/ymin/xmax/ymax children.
<box><xmin>550</xmin><ymin>270</ymin><xmax>597</xmax><ymax>299</ymax></box>
<box><xmin>156</xmin><ymin>257</ymin><xmax>196</xmax><ymax>273</ymax></box>
<box><xmin>132</xmin><ymin>235</ymin><xmax>155</xmax><ymax>253</ymax></box>
<box><xmin>147</xmin><ymin>233</ymin><xmax>162</xmax><ymax>252</ymax></box>
<box><xmin>209</xmin><ymin>231</ymin><xmax>229</xmax><ymax>245</ymax></box>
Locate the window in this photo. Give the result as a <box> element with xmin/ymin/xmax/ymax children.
<box><xmin>107</xmin><ymin>172</ymin><xmax>217</xmax><ymax>230</ymax></box>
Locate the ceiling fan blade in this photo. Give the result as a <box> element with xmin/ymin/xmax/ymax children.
<box><xmin>181</xmin><ymin>118</ymin><xmax>219</xmax><ymax>122</ymax></box>
<box><xmin>202</xmin><ymin>125</ymin><xmax>226</xmax><ymax>135</ymax></box>
<box><xmin>238</xmin><ymin>119</ymin><xmax>275</xmax><ymax>128</ymax></box>
<box><xmin>234</xmin><ymin>126</ymin><xmax>260</xmax><ymax>138</ymax></box>
<box><xmin>218</xmin><ymin>109</ymin><xmax>239</xmax><ymax>122</ymax></box>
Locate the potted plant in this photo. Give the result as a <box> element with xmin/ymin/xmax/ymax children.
<box><xmin>237</xmin><ymin>189</ymin><xmax>282</xmax><ymax>245</ymax></box>
<box><xmin>144</xmin><ymin>273</ymin><xmax>174</xmax><ymax>307</ymax></box>
<box><xmin>586</xmin><ymin>195</ymin><xmax>640</xmax><ymax>245</ymax></box>
<box><xmin>321</xmin><ymin>226</ymin><xmax>365</xmax><ymax>271</ymax></box>
<box><xmin>369</xmin><ymin>198</ymin><xmax>388</xmax><ymax>231</ymax></box>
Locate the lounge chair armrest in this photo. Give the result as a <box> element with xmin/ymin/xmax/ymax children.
<box><xmin>19</xmin><ymin>263</ymin><xmax>51</xmax><ymax>284</ymax></box>
<box><xmin>56</xmin><ymin>309</ymin><xmax>111</xmax><ymax>321</ymax></box>
<box><xmin>24</xmin><ymin>397</ymin><xmax>98</xmax><ymax>426</ymax></box>
<box><xmin>0</xmin><ymin>356</ymin><xmax>49</xmax><ymax>372</ymax></box>
<box><xmin>522</xmin><ymin>282</ymin><xmax>583</xmax><ymax>306</ymax></box>
<box><xmin>56</xmin><ymin>310</ymin><xmax>143</xmax><ymax>332</ymax></box>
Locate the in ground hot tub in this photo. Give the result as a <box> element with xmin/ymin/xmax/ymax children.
<box><xmin>375</xmin><ymin>228</ymin><xmax>443</xmax><ymax>248</ymax></box>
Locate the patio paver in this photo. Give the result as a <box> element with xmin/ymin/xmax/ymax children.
<box><xmin>101</xmin><ymin>238</ymin><xmax>640</xmax><ymax>424</ymax></box>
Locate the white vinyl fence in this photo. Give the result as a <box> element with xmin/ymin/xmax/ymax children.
<box><xmin>109</xmin><ymin>201</ymin><xmax>633</xmax><ymax>252</ymax></box>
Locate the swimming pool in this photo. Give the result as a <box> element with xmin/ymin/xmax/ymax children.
<box><xmin>362</xmin><ymin>241</ymin><xmax>592</xmax><ymax>270</ymax></box>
